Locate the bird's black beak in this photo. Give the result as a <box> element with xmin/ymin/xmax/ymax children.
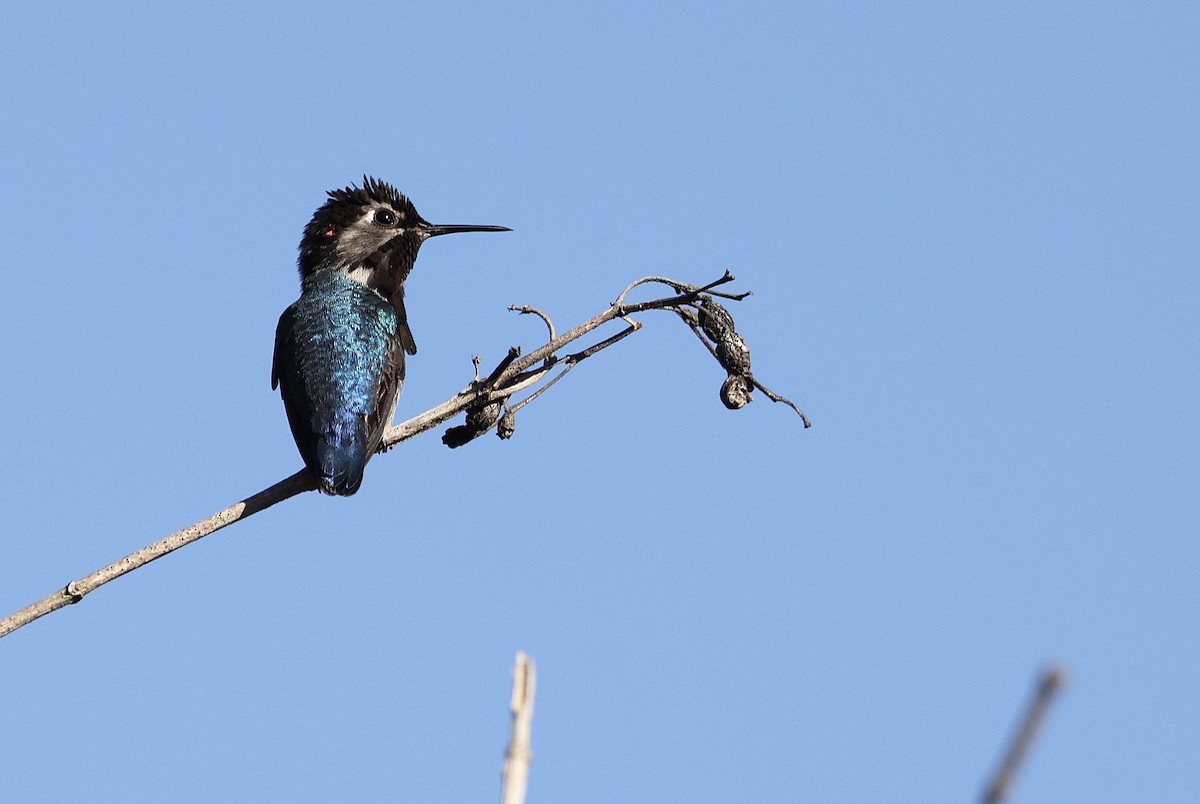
<box><xmin>423</xmin><ymin>223</ymin><xmax>512</xmax><ymax>237</ymax></box>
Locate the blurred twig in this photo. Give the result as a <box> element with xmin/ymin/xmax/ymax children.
<box><xmin>981</xmin><ymin>666</ymin><xmax>1067</xmax><ymax>804</ymax></box>
<box><xmin>500</xmin><ymin>652</ymin><xmax>537</xmax><ymax>804</ymax></box>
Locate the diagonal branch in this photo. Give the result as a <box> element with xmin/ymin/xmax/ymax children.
<box><xmin>0</xmin><ymin>272</ymin><xmax>808</xmax><ymax>640</ymax></box>
<box><xmin>0</xmin><ymin>470</ymin><xmax>317</xmax><ymax>639</ymax></box>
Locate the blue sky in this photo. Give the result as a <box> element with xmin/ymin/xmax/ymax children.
<box><xmin>1</xmin><ymin>2</ymin><xmax>1196</xmax><ymax>801</ymax></box>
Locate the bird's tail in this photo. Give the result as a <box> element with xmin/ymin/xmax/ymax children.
<box><xmin>315</xmin><ymin>419</ymin><xmax>370</xmax><ymax>496</ymax></box>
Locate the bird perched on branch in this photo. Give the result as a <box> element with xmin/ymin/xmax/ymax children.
<box><xmin>272</xmin><ymin>177</ymin><xmax>510</xmax><ymax>495</ymax></box>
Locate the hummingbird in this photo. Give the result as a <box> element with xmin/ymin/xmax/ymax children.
<box><xmin>272</xmin><ymin>176</ymin><xmax>510</xmax><ymax>496</ymax></box>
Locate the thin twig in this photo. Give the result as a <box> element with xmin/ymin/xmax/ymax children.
<box><xmin>981</xmin><ymin>666</ymin><xmax>1067</xmax><ymax>804</ymax></box>
<box><xmin>613</xmin><ymin>270</ymin><xmax>742</xmax><ymax>307</ymax></box>
<box><xmin>508</xmin><ymin>304</ymin><xmax>557</xmax><ymax>342</ymax></box>
<box><xmin>753</xmin><ymin>378</ymin><xmax>812</xmax><ymax>427</ymax></box>
<box><xmin>614</xmin><ymin>275</ymin><xmax>692</xmax><ymax>305</ymax></box>
<box><xmin>507</xmin><ymin>322</ymin><xmax>641</xmax><ymax>417</ymax></box>
<box><xmin>569</xmin><ymin>320</ymin><xmax>642</xmax><ymax>362</ymax></box>
<box><xmin>505</xmin><ymin>363</ymin><xmax>577</xmax><ymax>416</ymax></box>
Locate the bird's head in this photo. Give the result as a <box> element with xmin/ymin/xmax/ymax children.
<box><xmin>298</xmin><ymin>176</ymin><xmax>509</xmax><ymax>285</ymax></box>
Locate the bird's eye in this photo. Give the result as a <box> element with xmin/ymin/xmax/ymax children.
<box><xmin>373</xmin><ymin>208</ymin><xmax>398</xmax><ymax>227</ymax></box>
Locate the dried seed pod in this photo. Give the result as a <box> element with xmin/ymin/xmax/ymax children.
<box><xmin>720</xmin><ymin>374</ymin><xmax>754</xmax><ymax>409</ymax></box>
<box><xmin>466</xmin><ymin>400</ymin><xmax>503</xmax><ymax>431</ymax></box>
<box><xmin>698</xmin><ymin>298</ymin><xmax>736</xmax><ymax>342</ymax></box>
<box><xmin>441</xmin><ymin>425</ymin><xmax>473</xmax><ymax>448</ymax></box>
<box><xmin>443</xmin><ymin>400</ymin><xmax>504</xmax><ymax>448</ymax></box>
<box><xmin>715</xmin><ymin>331</ymin><xmax>752</xmax><ymax>376</ymax></box>
<box><xmin>497</xmin><ymin>408</ymin><xmax>517</xmax><ymax>440</ymax></box>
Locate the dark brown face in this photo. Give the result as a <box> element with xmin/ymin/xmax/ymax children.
<box><xmin>297</xmin><ymin>177</ymin><xmax>429</xmax><ymax>280</ymax></box>
<box><xmin>296</xmin><ymin>176</ymin><xmax>511</xmax><ymax>292</ymax></box>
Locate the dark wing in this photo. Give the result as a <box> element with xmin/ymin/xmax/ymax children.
<box><xmin>271</xmin><ymin>306</ymin><xmax>292</xmax><ymax>391</ymax></box>
<box><xmin>272</xmin><ymin>304</ymin><xmax>324</xmax><ymax>481</ymax></box>
<box><xmin>362</xmin><ymin>328</ymin><xmax>407</xmax><ymax>459</ymax></box>
<box><xmin>389</xmin><ymin>285</ymin><xmax>418</xmax><ymax>356</ymax></box>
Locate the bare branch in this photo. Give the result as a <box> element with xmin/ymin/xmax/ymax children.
<box><xmin>0</xmin><ymin>470</ymin><xmax>316</xmax><ymax>639</ymax></box>
<box><xmin>0</xmin><ymin>272</ymin><xmax>808</xmax><ymax>640</ymax></box>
